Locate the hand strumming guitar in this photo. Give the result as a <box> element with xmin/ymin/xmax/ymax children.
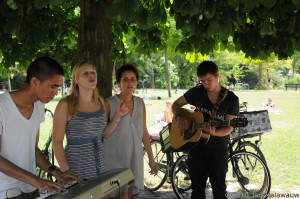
<box><xmin>202</xmin><ymin>121</ymin><xmax>216</xmax><ymax>136</ymax></box>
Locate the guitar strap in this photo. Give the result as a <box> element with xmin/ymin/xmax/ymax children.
<box><xmin>196</xmin><ymin>86</ymin><xmax>228</xmax><ymax>146</ymax></box>
<box><xmin>210</xmin><ymin>86</ymin><xmax>228</xmax><ymax>121</ymax></box>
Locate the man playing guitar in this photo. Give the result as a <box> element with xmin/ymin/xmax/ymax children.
<box><xmin>172</xmin><ymin>61</ymin><xmax>239</xmax><ymax>199</ymax></box>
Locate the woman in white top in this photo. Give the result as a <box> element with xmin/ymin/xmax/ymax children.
<box><xmin>104</xmin><ymin>64</ymin><xmax>158</xmax><ymax>199</ymax></box>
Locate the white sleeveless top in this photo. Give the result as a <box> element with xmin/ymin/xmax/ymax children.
<box><xmin>104</xmin><ymin>95</ymin><xmax>144</xmax><ymax>189</ymax></box>
<box><xmin>0</xmin><ymin>92</ymin><xmax>44</xmax><ymax>195</ymax></box>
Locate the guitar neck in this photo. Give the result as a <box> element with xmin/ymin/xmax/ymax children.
<box><xmin>195</xmin><ymin>120</ymin><xmax>230</xmax><ymax>128</ymax></box>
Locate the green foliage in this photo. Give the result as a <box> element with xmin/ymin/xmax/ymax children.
<box><xmin>0</xmin><ymin>68</ymin><xmax>9</xmax><ymax>79</ymax></box>
<box><xmin>0</xmin><ymin>0</ymin><xmax>79</xmax><ymax>79</ymax></box>
<box><xmin>173</xmin><ymin>56</ymin><xmax>198</xmax><ymax>89</ymax></box>
<box><xmin>10</xmin><ymin>73</ymin><xmax>26</xmax><ymax>90</ymax></box>
<box><xmin>168</xmin><ymin>0</ymin><xmax>300</xmax><ymax>59</ymax></box>
<box><xmin>258</xmin><ymin>0</ymin><xmax>278</xmax><ymax>8</ymax></box>
<box><xmin>239</xmin><ymin>67</ymin><xmax>260</xmax><ymax>89</ymax></box>
<box><xmin>286</xmin><ymin>74</ymin><xmax>300</xmax><ymax>84</ymax></box>
<box><xmin>2</xmin><ymin>0</ymin><xmax>300</xmax><ymax>96</ymax></box>
<box><xmin>108</xmin><ymin>0</ymin><xmax>169</xmax><ymax>57</ymax></box>
<box><xmin>153</xmin><ymin>56</ymin><xmax>178</xmax><ymax>88</ymax></box>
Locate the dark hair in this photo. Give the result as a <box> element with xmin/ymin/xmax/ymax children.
<box><xmin>26</xmin><ymin>57</ymin><xmax>64</xmax><ymax>83</ymax></box>
<box><xmin>197</xmin><ymin>61</ymin><xmax>219</xmax><ymax>77</ymax></box>
<box><xmin>116</xmin><ymin>64</ymin><xmax>139</xmax><ymax>83</ymax></box>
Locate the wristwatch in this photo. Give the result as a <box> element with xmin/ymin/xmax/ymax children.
<box><xmin>47</xmin><ymin>165</ymin><xmax>59</xmax><ymax>174</ymax></box>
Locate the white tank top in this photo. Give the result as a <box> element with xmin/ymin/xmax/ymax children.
<box><xmin>0</xmin><ymin>92</ymin><xmax>45</xmax><ymax>195</ymax></box>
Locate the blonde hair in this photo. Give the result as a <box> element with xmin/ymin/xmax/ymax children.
<box><xmin>65</xmin><ymin>60</ymin><xmax>101</xmax><ymax>116</ymax></box>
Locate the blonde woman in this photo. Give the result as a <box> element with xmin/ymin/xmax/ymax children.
<box><xmin>104</xmin><ymin>64</ymin><xmax>158</xmax><ymax>199</ymax></box>
<box><xmin>53</xmin><ymin>60</ymin><xmax>128</xmax><ymax>180</ymax></box>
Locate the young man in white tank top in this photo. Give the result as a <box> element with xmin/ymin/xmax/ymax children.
<box><xmin>0</xmin><ymin>57</ymin><xmax>81</xmax><ymax>199</ymax></box>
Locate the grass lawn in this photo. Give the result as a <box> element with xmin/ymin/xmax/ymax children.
<box><xmin>40</xmin><ymin>89</ymin><xmax>300</xmax><ymax>194</ymax></box>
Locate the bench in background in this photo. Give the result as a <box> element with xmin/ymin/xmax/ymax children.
<box><xmin>284</xmin><ymin>83</ymin><xmax>300</xmax><ymax>91</ymax></box>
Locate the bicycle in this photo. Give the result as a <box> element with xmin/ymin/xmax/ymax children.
<box><xmin>143</xmin><ymin>123</ymin><xmax>186</xmax><ymax>191</ymax></box>
<box><xmin>37</xmin><ymin>108</ymin><xmax>55</xmax><ymax>181</ymax></box>
<box><xmin>226</xmin><ymin>144</ymin><xmax>271</xmax><ymax>199</ymax></box>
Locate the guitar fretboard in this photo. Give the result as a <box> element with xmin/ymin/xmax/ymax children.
<box><xmin>194</xmin><ymin>120</ymin><xmax>230</xmax><ymax>129</ymax></box>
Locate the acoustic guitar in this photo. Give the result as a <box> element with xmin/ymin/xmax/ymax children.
<box><xmin>170</xmin><ymin>108</ymin><xmax>248</xmax><ymax>149</ymax></box>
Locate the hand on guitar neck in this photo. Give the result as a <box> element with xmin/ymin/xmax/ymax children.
<box><xmin>170</xmin><ymin>108</ymin><xmax>248</xmax><ymax>149</ymax></box>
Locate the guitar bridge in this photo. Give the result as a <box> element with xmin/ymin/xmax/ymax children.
<box><xmin>183</xmin><ymin>129</ymin><xmax>196</xmax><ymax>140</ymax></box>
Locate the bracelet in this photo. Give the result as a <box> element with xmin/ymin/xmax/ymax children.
<box><xmin>47</xmin><ymin>165</ymin><xmax>59</xmax><ymax>174</ymax></box>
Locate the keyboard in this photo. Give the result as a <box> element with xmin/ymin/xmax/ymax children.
<box><xmin>38</xmin><ymin>168</ymin><xmax>134</xmax><ymax>199</ymax></box>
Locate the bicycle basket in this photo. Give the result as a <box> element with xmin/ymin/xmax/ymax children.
<box><xmin>231</xmin><ymin>110</ymin><xmax>272</xmax><ymax>139</ymax></box>
<box><xmin>159</xmin><ymin>123</ymin><xmax>174</xmax><ymax>153</ymax></box>
<box><xmin>159</xmin><ymin>123</ymin><xmax>185</xmax><ymax>153</ymax></box>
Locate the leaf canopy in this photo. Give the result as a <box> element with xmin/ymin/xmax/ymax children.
<box><xmin>1</xmin><ymin>0</ymin><xmax>300</xmax><ymax>78</ymax></box>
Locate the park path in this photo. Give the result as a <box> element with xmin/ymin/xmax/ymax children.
<box><xmin>140</xmin><ymin>189</ymin><xmax>179</xmax><ymax>199</ymax></box>
<box><xmin>139</xmin><ymin>187</ymin><xmax>246</xmax><ymax>199</ymax></box>
<box><xmin>139</xmin><ymin>188</ymin><xmax>214</xmax><ymax>199</ymax></box>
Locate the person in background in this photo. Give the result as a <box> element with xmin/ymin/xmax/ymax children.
<box><xmin>227</xmin><ymin>82</ymin><xmax>235</xmax><ymax>91</ymax></box>
<box><xmin>267</xmin><ymin>74</ymin><xmax>272</xmax><ymax>89</ymax></box>
<box><xmin>104</xmin><ymin>64</ymin><xmax>158</xmax><ymax>199</ymax></box>
<box><xmin>112</xmin><ymin>84</ymin><xmax>120</xmax><ymax>96</ymax></box>
<box><xmin>194</xmin><ymin>76</ymin><xmax>199</xmax><ymax>86</ymax></box>
<box><xmin>0</xmin><ymin>57</ymin><xmax>80</xmax><ymax>199</ymax></box>
<box><xmin>172</xmin><ymin>61</ymin><xmax>239</xmax><ymax>199</ymax></box>
<box><xmin>52</xmin><ymin>60</ymin><xmax>129</xmax><ymax>180</ymax></box>
<box><xmin>163</xmin><ymin>100</ymin><xmax>173</xmax><ymax>123</ymax></box>
<box><xmin>264</xmin><ymin>97</ymin><xmax>276</xmax><ymax>111</ymax></box>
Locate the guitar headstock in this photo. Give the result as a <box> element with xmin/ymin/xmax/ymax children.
<box><xmin>230</xmin><ymin>118</ymin><xmax>248</xmax><ymax>127</ymax></box>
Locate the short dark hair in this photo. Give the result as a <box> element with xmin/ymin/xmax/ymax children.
<box><xmin>116</xmin><ymin>64</ymin><xmax>139</xmax><ymax>83</ymax></box>
<box><xmin>197</xmin><ymin>61</ymin><xmax>219</xmax><ymax>77</ymax></box>
<box><xmin>26</xmin><ymin>57</ymin><xmax>64</xmax><ymax>83</ymax></box>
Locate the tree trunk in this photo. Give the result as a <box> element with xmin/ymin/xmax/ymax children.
<box><xmin>258</xmin><ymin>63</ymin><xmax>263</xmax><ymax>87</ymax></box>
<box><xmin>149</xmin><ymin>54</ymin><xmax>155</xmax><ymax>88</ymax></box>
<box><xmin>76</xmin><ymin>0</ymin><xmax>113</xmax><ymax>98</ymax></box>
<box><xmin>164</xmin><ymin>48</ymin><xmax>172</xmax><ymax>97</ymax></box>
<box><xmin>7</xmin><ymin>75</ymin><xmax>11</xmax><ymax>92</ymax></box>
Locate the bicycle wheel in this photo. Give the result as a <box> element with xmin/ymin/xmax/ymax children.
<box><xmin>227</xmin><ymin>151</ymin><xmax>271</xmax><ymax>199</ymax></box>
<box><xmin>144</xmin><ymin>139</ymin><xmax>169</xmax><ymax>191</ymax></box>
<box><xmin>171</xmin><ymin>154</ymin><xmax>191</xmax><ymax>199</ymax></box>
<box><xmin>237</xmin><ymin>141</ymin><xmax>267</xmax><ymax>164</ymax></box>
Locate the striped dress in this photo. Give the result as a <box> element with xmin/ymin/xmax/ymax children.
<box><xmin>65</xmin><ymin>108</ymin><xmax>107</xmax><ymax>179</ymax></box>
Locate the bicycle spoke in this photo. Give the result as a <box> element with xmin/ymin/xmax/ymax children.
<box><xmin>171</xmin><ymin>154</ymin><xmax>191</xmax><ymax>199</ymax></box>
<box><xmin>144</xmin><ymin>140</ymin><xmax>168</xmax><ymax>191</ymax></box>
<box><xmin>227</xmin><ymin>151</ymin><xmax>271</xmax><ymax>199</ymax></box>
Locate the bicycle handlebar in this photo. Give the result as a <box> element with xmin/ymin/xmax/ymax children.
<box><xmin>44</xmin><ymin>108</ymin><xmax>54</xmax><ymax>118</ymax></box>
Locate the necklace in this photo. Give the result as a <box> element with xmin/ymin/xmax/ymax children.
<box><xmin>119</xmin><ymin>95</ymin><xmax>134</xmax><ymax>110</ymax></box>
